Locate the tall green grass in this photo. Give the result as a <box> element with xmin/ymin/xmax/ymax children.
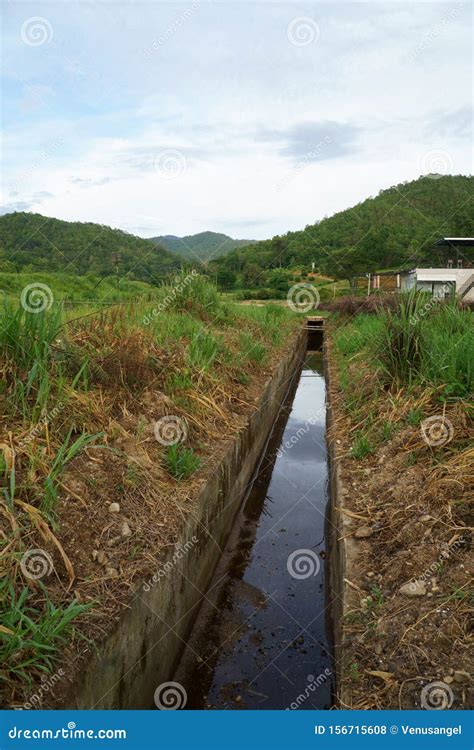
<box><xmin>0</xmin><ymin>582</ymin><xmax>90</xmax><ymax>685</ymax></box>
<box><xmin>334</xmin><ymin>293</ymin><xmax>473</xmax><ymax>397</ymax></box>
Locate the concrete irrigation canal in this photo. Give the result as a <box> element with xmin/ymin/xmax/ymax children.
<box><xmin>62</xmin><ymin>321</ymin><xmax>337</xmax><ymax>710</ymax></box>
<box><xmin>174</xmin><ymin>341</ymin><xmax>333</xmax><ymax>709</ymax></box>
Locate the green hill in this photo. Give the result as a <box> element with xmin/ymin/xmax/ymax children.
<box><xmin>150</xmin><ymin>231</ymin><xmax>255</xmax><ymax>262</ymax></box>
<box><xmin>0</xmin><ymin>212</ymin><xmax>182</xmax><ymax>282</ymax></box>
<box><xmin>210</xmin><ymin>176</ymin><xmax>474</xmax><ymax>282</ymax></box>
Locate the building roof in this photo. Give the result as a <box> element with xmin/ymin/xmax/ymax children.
<box><xmin>435</xmin><ymin>238</ymin><xmax>474</xmax><ymax>247</ymax></box>
<box><xmin>416</xmin><ymin>270</ymin><xmax>457</xmax><ymax>282</ymax></box>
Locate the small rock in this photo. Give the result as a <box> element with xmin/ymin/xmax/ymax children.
<box><xmin>107</xmin><ymin>536</ymin><xmax>121</xmax><ymax>547</ymax></box>
<box><xmin>121</xmin><ymin>521</ymin><xmax>132</xmax><ymax>538</ymax></box>
<box><xmin>105</xmin><ymin>567</ymin><xmax>119</xmax><ymax>578</ymax></box>
<box><xmin>443</xmin><ymin>675</ymin><xmax>454</xmax><ymax>684</ymax></box>
<box><xmin>91</xmin><ymin>549</ymin><xmax>98</xmax><ymax>561</ymax></box>
<box><xmin>399</xmin><ymin>580</ymin><xmax>426</xmax><ymax>597</ymax></box>
<box><xmin>340</xmin><ymin>487</ymin><xmax>349</xmax><ymax>496</ymax></box>
<box><xmin>96</xmin><ymin>550</ymin><xmax>108</xmax><ymax>566</ymax></box>
<box><xmin>374</xmin><ymin>643</ymin><xmax>383</xmax><ymax>655</ymax></box>
<box><xmin>453</xmin><ymin>670</ymin><xmax>470</xmax><ymax>683</ymax></box>
<box><xmin>108</xmin><ymin>502</ymin><xmax>120</xmax><ymax>513</ymax></box>
<box><xmin>354</xmin><ymin>526</ymin><xmax>373</xmax><ymax>539</ymax></box>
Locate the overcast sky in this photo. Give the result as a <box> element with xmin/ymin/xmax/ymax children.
<box><xmin>1</xmin><ymin>1</ymin><xmax>472</xmax><ymax>239</ymax></box>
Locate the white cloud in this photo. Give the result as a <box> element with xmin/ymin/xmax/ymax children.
<box><xmin>1</xmin><ymin>1</ymin><xmax>471</xmax><ymax>239</ymax></box>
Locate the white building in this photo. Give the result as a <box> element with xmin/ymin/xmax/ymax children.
<box><xmin>400</xmin><ymin>268</ymin><xmax>474</xmax><ymax>301</ymax></box>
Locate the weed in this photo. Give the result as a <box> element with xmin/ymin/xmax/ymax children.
<box><xmin>166</xmin><ymin>444</ymin><xmax>201</xmax><ymax>479</ymax></box>
<box><xmin>351</xmin><ymin>434</ymin><xmax>372</xmax><ymax>459</ymax></box>
<box><xmin>0</xmin><ymin>583</ymin><xmax>90</xmax><ymax>685</ymax></box>
<box><xmin>187</xmin><ymin>331</ymin><xmax>218</xmax><ymax>372</ymax></box>
<box><xmin>240</xmin><ymin>332</ymin><xmax>267</xmax><ymax>365</ymax></box>
<box><xmin>42</xmin><ymin>429</ymin><xmax>102</xmax><ymax>521</ymax></box>
<box><xmin>348</xmin><ymin>662</ymin><xmax>361</xmax><ymax>682</ymax></box>
<box><xmin>407</xmin><ymin>408</ymin><xmax>423</xmax><ymax>426</ymax></box>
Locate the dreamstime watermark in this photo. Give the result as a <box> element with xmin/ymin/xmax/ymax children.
<box><xmin>287</xmin><ymin>16</ymin><xmax>320</xmax><ymax>47</ymax></box>
<box><xmin>420</xmin><ymin>149</ymin><xmax>454</xmax><ymax>179</ymax></box>
<box><xmin>21</xmin><ymin>16</ymin><xmax>53</xmax><ymax>46</ymax></box>
<box><xmin>420</xmin><ymin>681</ymin><xmax>454</xmax><ymax>710</ymax></box>
<box><xmin>154</xmin><ymin>681</ymin><xmax>187</xmax><ymax>709</ymax></box>
<box><xmin>143</xmin><ymin>536</ymin><xmax>199</xmax><ymax>592</ymax></box>
<box><xmin>286</xmin><ymin>669</ymin><xmax>332</xmax><ymax>709</ymax></box>
<box><xmin>277</xmin><ymin>407</ymin><xmax>325</xmax><ymax>458</ymax></box>
<box><xmin>406</xmin><ymin>536</ymin><xmax>467</xmax><ymax>595</ymax></box>
<box><xmin>20</xmin><ymin>283</ymin><xmax>54</xmax><ymax>313</ymax></box>
<box><xmin>20</xmin><ymin>548</ymin><xmax>54</xmax><ymax>580</ymax></box>
<box><xmin>410</xmin><ymin>283</ymin><xmax>452</xmax><ymax>324</ymax></box>
<box><xmin>277</xmin><ymin>137</ymin><xmax>332</xmax><ymax>192</ymax></box>
<box><xmin>153</xmin><ymin>149</ymin><xmax>187</xmax><ymax>180</ymax></box>
<box><xmin>23</xmin><ymin>669</ymin><xmax>65</xmax><ymax>709</ymax></box>
<box><xmin>287</xmin><ymin>283</ymin><xmax>320</xmax><ymax>313</ymax></box>
<box><xmin>142</xmin><ymin>270</ymin><xmax>198</xmax><ymax>325</ymax></box>
<box><xmin>144</xmin><ymin>1</ymin><xmax>199</xmax><ymax>57</ymax></box>
<box><xmin>408</xmin><ymin>2</ymin><xmax>464</xmax><ymax>62</ymax></box>
<box><xmin>287</xmin><ymin>548</ymin><xmax>321</xmax><ymax>579</ymax></box>
<box><xmin>420</xmin><ymin>415</ymin><xmax>454</xmax><ymax>447</ymax></box>
<box><xmin>153</xmin><ymin>415</ymin><xmax>188</xmax><ymax>446</ymax></box>
<box><xmin>18</xmin><ymin>402</ymin><xmax>66</xmax><ymax>449</ymax></box>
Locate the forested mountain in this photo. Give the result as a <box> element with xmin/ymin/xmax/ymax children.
<box><xmin>210</xmin><ymin>176</ymin><xmax>474</xmax><ymax>283</ymax></box>
<box><xmin>0</xmin><ymin>212</ymin><xmax>182</xmax><ymax>281</ymax></box>
<box><xmin>150</xmin><ymin>231</ymin><xmax>254</xmax><ymax>261</ymax></box>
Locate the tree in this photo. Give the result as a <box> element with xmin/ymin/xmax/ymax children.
<box><xmin>216</xmin><ymin>269</ymin><xmax>236</xmax><ymax>290</ymax></box>
<box><xmin>242</xmin><ymin>263</ymin><xmax>263</xmax><ymax>288</ymax></box>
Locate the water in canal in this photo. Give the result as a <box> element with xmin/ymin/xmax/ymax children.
<box><xmin>175</xmin><ymin>352</ymin><xmax>333</xmax><ymax>709</ymax></box>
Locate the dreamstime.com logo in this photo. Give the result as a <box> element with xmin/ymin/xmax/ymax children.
<box><xmin>287</xmin><ymin>16</ymin><xmax>320</xmax><ymax>47</ymax></box>
<box><xmin>286</xmin><ymin>669</ymin><xmax>332</xmax><ymax>709</ymax></box>
<box><xmin>153</xmin><ymin>415</ymin><xmax>188</xmax><ymax>446</ymax></box>
<box><xmin>143</xmin><ymin>536</ymin><xmax>199</xmax><ymax>592</ymax></box>
<box><xmin>420</xmin><ymin>681</ymin><xmax>454</xmax><ymax>710</ymax></box>
<box><xmin>21</xmin><ymin>16</ymin><xmax>53</xmax><ymax>46</ymax></box>
<box><xmin>277</xmin><ymin>407</ymin><xmax>325</xmax><ymax>458</ymax></box>
<box><xmin>420</xmin><ymin>149</ymin><xmax>454</xmax><ymax>179</ymax></box>
<box><xmin>20</xmin><ymin>549</ymin><xmax>54</xmax><ymax>580</ymax></box>
<box><xmin>23</xmin><ymin>669</ymin><xmax>65</xmax><ymax>709</ymax></box>
<box><xmin>287</xmin><ymin>283</ymin><xmax>320</xmax><ymax>313</ymax></box>
<box><xmin>287</xmin><ymin>548</ymin><xmax>321</xmax><ymax>579</ymax></box>
<box><xmin>20</xmin><ymin>283</ymin><xmax>54</xmax><ymax>313</ymax></box>
<box><xmin>154</xmin><ymin>149</ymin><xmax>187</xmax><ymax>180</ymax></box>
<box><xmin>8</xmin><ymin>722</ymin><xmax>126</xmax><ymax>740</ymax></box>
<box><xmin>154</xmin><ymin>681</ymin><xmax>187</xmax><ymax>709</ymax></box>
<box><xmin>142</xmin><ymin>270</ymin><xmax>198</xmax><ymax>325</ymax></box>
<box><xmin>420</xmin><ymin>415</ymin><xmax>454</xmax><ymax>447</ymax></box>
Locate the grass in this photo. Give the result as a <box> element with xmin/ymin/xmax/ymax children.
<box><xmin>0</xmin><ymin>272</ymin><xmax>300</xmax><ymax>700</ymax></box>
<box><xmin>0</xmin><ymin>271</ymin><xmax>158</xmax><ymax>304</ymax></box>
<box><xmin>351</xmin><ymin>434</ymin><xmax>373</xmax><ymax>460</ymax></box>
<box><xmin>0</xmin><ymin>582</ymin><xmax>90</xmax><ymax>686</ymax></box>
<box><xmin>166</xmin><ymin>444</ymin><xmax>201</xmax><ymax>479</ymax></box>
<box><xmin>332</xmin><ymin>292</ymin><xmax>472</xmax><ymax>459</ymax></box>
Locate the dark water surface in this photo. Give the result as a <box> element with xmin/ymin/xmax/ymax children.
<box><xmin>176</xmin><ymin>352</ymin><xmax>333</xmax><ymax>709</ymax></box>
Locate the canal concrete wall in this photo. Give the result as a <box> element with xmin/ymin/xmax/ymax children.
<box><xmin>62</xmin><ymin>329</ymin><xmax>307</xmax><ymax>709</ymax></box>
<box><xmin>324</xmin><ymin>338</ymin><xmax>354</xmax><ymax>706</ymax></box>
